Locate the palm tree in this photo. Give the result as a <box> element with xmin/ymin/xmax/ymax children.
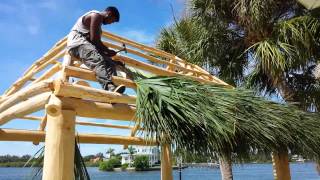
<box><xmin>156</xmin><ymin>0</ymin><xmax>320</xmax><ymax>179</ymax></box>
<box><xmin>106</xmin><ymin>148</ymin><xmax>115</xmax><ymax>158</ymax></box>
<box><xmin>127</xmin><ymin>146</ymin><xmax>136</xmax><ymax>167</ymax></box>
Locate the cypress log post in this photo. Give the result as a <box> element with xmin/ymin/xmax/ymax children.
<box><xmin>161</xmin><ymin>144</ymin><xmax>173</xmax><ymax>180</ymax></box>
<box><xmin>272</xmin><ymin>150</ymin><xmax>291</xmax><ymax>180</ymax></box>
<box><xmin>43</xmin><ymin>95</ymin><xmax>76</xmax><ymax>180</ymax></box>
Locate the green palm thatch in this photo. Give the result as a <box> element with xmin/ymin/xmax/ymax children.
<box><xmin>135</xmin><ymin>76</ymin><xmax>320</xmax><ymax>160</ymax></box>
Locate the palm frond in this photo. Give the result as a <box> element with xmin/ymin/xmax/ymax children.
<box><xmin>135</xmin><ymin>76</ymin><xmax>320</xmax><ymax>160</ymax></box>
<box><xmin>26</xmin><ymin>140</ymin><xmax>91</xmax><ymax>180</ymax></box>
<box><xmin>74</xmin><ymin>140</ymin><xmax>90</xmax><ymax>180</ymax></box>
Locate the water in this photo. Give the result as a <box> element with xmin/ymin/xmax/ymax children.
<box><xmin>0</xmin><ymin>163</ymin><xmax>318</xmax><ymax>180</ymax></box>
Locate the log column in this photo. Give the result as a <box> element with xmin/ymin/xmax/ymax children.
<box><xmin>161</xmin><ymin>144</ymin><xmax>173</xmax><ymax>180</ymax></box>
<box><xmin>43</xmin><ymin>95</ymin><xmax>76</xmax><ymax>180</ymax></box>
<box><xmin>272</xmin><ymin>150</ymin><xmax>291</xmax><ymax>180</ymax></box>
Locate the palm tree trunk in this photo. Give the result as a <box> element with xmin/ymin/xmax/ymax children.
<box><xmin>272</xmin><ymin>150</ymin><xmax>291</xmax><ymax>180</ymax></box>
<box><xmin>276</xmin><ymin>75</ymin><xmax>295</xmax><ymax>103</ymax></box>
<box><xmin>218</xmin><ymin>153</ymin><xmax>233</xmax><ymax>180</ymax></box>
<box><xmin>273</xmin><ymin>76</ymin><xmax>293</xmax><ymax>180</ymax></box>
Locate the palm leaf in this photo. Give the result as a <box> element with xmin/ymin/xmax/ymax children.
<box><xmin>135</xmin><ymin>76</ymin><xmax>320</xmax><ymax>161</ymax></box>
<box><xmin>26</xmin><ymin>140</ymin><xmax>91</xmax><ymax>180</ymax></box>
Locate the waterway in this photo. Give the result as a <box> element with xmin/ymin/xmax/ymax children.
<box><xmin>0</xmin><ymin>162</ymin><xmax>318</xmax><ymax>180</ymax></box>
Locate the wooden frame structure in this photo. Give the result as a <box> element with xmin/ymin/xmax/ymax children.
<box><xmin>0</xmin><ymin>30</ymin><xmax>290</xmax><ymax>180</ymax></box>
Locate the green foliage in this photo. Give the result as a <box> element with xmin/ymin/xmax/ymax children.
<box><xmin>133</xmin><ymin>155</ymin><xmax>150</xmax><ymax>171</ymax></box>
<box><xmin>99</xmin><ymin>161</ymin><xmax>113</xmax><ymax>171</ymax></box>
<box><xmin>0</xmin><ymin>154</ymin><xmax>31</xmax><ymax>163</ymax></box>
<box><xmin>157</xmin><ymin>0</ymin><xmax>320</xmax><ymax>110</ymax></box>
<box><xmin>135</xmin><ymin>76</ymin><xmax>320</xmax><ymax>161</ymax></box>
<box><xmin>99</xmin><ymin>157</ymin><xmax>121</xmax><ymax>171</ymax></box>
<box><xmin>83</xmin><ymin>155</ymin><xmax>95</xmax><ymax>162</ymax></box>
<box><xmin>84</xmin><ymin>161</ymin><xmax>99</xmax><ymax>167</ymax></box>
<box><xmin>121</xmin><ymin>163</ymin><xmax>129</xmax><ymax>170</ymax></box>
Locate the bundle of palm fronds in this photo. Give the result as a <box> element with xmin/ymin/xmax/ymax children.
<box><xmin>135</xmin><ymin>76</ymin><xmax>320</xmax><ymax>160</ymax></box>
<box><xmin>27</xmin><ymin>140</ymin><xmax>90</xmax><ymax>180</ymax></box>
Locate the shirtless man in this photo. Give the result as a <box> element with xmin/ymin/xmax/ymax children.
<box><xmin>67</xmin><ymin>7</ymin><xmax>125</xmax><ymax>93</ymax></box>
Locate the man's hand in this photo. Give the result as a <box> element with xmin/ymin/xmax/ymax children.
<box><xmin>106</xmin><ymin>50</ymin><xmax>117</xmax><ymax>57</ymax></box>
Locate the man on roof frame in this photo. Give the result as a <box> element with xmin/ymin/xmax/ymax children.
<box><xmin>67</xmin><ymin>7</ymin><xmax>125</xmax><ymax>93</ymax></box>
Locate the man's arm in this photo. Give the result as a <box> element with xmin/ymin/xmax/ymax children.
<box><xmin>89</xmin><ymin>14</ymin><xmax>115</xmax><ymax>56</ymax></box>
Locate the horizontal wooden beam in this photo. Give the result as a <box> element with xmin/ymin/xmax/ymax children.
<box><xmin>0</xmin><ymin>128</ymin><xmax>156</xmax><ymax>146</ymax></box>
<box><xmin>18</xmin><ymin>116</ymin><xmax>135</xmax><ymax>130</ymax></box>
<box><xmin>54</xmin><ymin>80</ymin><xmax>136</xmax><ymax>104</ymax></box>
<box><xmin>64</xmin><ymin>65</ymin><xmax>137</xmax><ymax>89</ymax></box>
<box><xmin>76</xmin><ymin>121</ymin><xmax>133</xmax><ymax>130</ymax></box>
<box><xmin>18</xmin><ymin>116</ymin><xmax>42</xmax><ymax>121</ymax></box>
<box><xmin>60</xmin><ymin>97</ymin><xmax>136</xmax><ymax>121</ymax></box>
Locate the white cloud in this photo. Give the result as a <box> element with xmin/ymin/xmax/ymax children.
<box><xmin>118</xmin><ymin>29</ymin><xmax>156</xmax><ymax>45</ymax></box>
<box><xmin>0</xmin><ymin>0</ymin><xmax>61</xmax><ymax>35</ymax></box>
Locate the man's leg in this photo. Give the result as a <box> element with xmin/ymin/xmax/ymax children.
<box><xmin>95</xmin><ymin>56</ymin><xmax>125</xmax><ymax>93</ymax></box>
<box><xmin>70</xmin><ymin>44</ymin><xmax>125</xmax><ymax>93</ymax></box>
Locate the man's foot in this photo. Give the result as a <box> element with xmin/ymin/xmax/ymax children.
<box><xmin>107</xmin><ymin>83</ymin><xmax>126</xmax><ymax>94</ymax></box>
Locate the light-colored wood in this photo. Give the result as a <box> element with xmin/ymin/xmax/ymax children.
<box><xmin>77</xmin><ymin>133</ymin><xmax>156</xmax><ymax>145</ymax></box>
<box><xmin>0</xmin><ymin>128</ymin><xmax>157</xmax><ymax>145</ymax></box>
<box><xmin>0</xmin><ymin>81</ymin><xmax>52</xmax><ymax>113</ymax></box>
<box><xmin>43</xmin><ymin>109</ymin><xmax>75</xmax><ymax>180</ymax></box>
<box><xmin>114</xmin><ymin>55</ymin><xmax>231</xmax><ymax>87</ymax></box>
<box><xmin>0</xmin><ymin>128</ymin><xmax>45</xmax><ymax>142</ymax></box>
<box><xmin>16</xmin><ymin>115</ymin><xmax>132</xmax><ymax>130</ymax></box>
<box><xmin>0</xmin><ymin>92</ymin><xmax>51</xmax><ymax>125</ymax></box>
<box><xmin>20</xmin><ymin>37</ymin><xmax>66</xmax><ymax>80</ymax></box>
<box><xmin>18</xmin><ymin>116</ymin><xmax>42</xmax><ymax>121</ymax></box>
<box><xmin>161</xmin><ymin>144</ymin><xmax>173</xmax><ymax>180</ymax></box>
<box><xmin>73</xmin><ymin>80</ymin><xmax>90</xmax><ymax>87</ymax></box>
<box><xmin>64</xmin><ymin>65</ymin><xmax>96</xmax><ymax>81</ymax></box>
<box><xmin>33</xmin><ymin>115</ymin><xmax>47</xmax><ymax>145</ymax></box>
<box><xmin>39</xmin><ymin>115</ymin><xmax>47</xmax><ymax>131</ymax></box>
<box><xmin>61</xmin><ymin>97</ymin><xmax>136</xmax><ymax>121</ymax></box>
<box><xmin>76</xmin><ymin>121</ymin><xmax>133</xmax><ymax>130</ymax></box>
<box><xmin>45</xmin><ymin>94</ymin><xmax>62</xmax><ymax>117</ymax></box>
<box><xmin>4</xmin><ymin>50</ymin><xmax>65</xmax><ymax>96</ymax></box>
<box><xmin>102</xmin><ymin>41</ymin><xmax>212</xmax><ymax>79</ymax></box>
<box><xmin>112</xmin><ymin>76</ymin><xmax>137</xmax><ymax>89</ymax></box>
<box><xmin>64</xmin><ymin>65</ymin><xmax>137</xmax><ymax>89</ymax></box>
<box><xmin>102</xmin><ymin>31</ymin><xmax>174</xmax><ymax>60</ymax></box>
<box><xmin>54</xmin><ymin>80</ymin><xmax>136</xmax><ymax>104</ymax></box>
<box><xmin>60</xmin><ymin>53</ymin><xmax>72</xmax><ymax>82</ymax></box>
<box><xmin>272</xmin><ymin>151</ymin><xmax>291</xmax><ymax>180</ymax></box>
<box><xmin>31</xmin><ymin>63</ymin><xmax>61</xmax><ymax>85</ymax></box>
<box><xmin>124</xmin><ymin>123</ymin><xmax>140</xmax><ymax>149</ymax></box>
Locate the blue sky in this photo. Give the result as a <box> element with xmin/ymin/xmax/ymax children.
<box><xmin>0</xmin><ymin>0</ymin><xmax>184</xmax><ymax>156</ymax></box>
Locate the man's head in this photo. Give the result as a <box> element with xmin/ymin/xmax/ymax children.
<box><xmin>102</xmin><ymin>6</ymin><xmax>120</xmax><ymax>25</ymax></box>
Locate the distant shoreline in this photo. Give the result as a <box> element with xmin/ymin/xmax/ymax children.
<box><xmin>0</xmin><ymin>161</ymin><xmax>312</xmax><ymax>168</ymax></box>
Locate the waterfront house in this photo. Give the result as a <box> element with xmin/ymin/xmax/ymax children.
<box><xmin>121</xmin><ymin>146</ymin><xmax>160</xmax><ymax>166</ymax></box>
